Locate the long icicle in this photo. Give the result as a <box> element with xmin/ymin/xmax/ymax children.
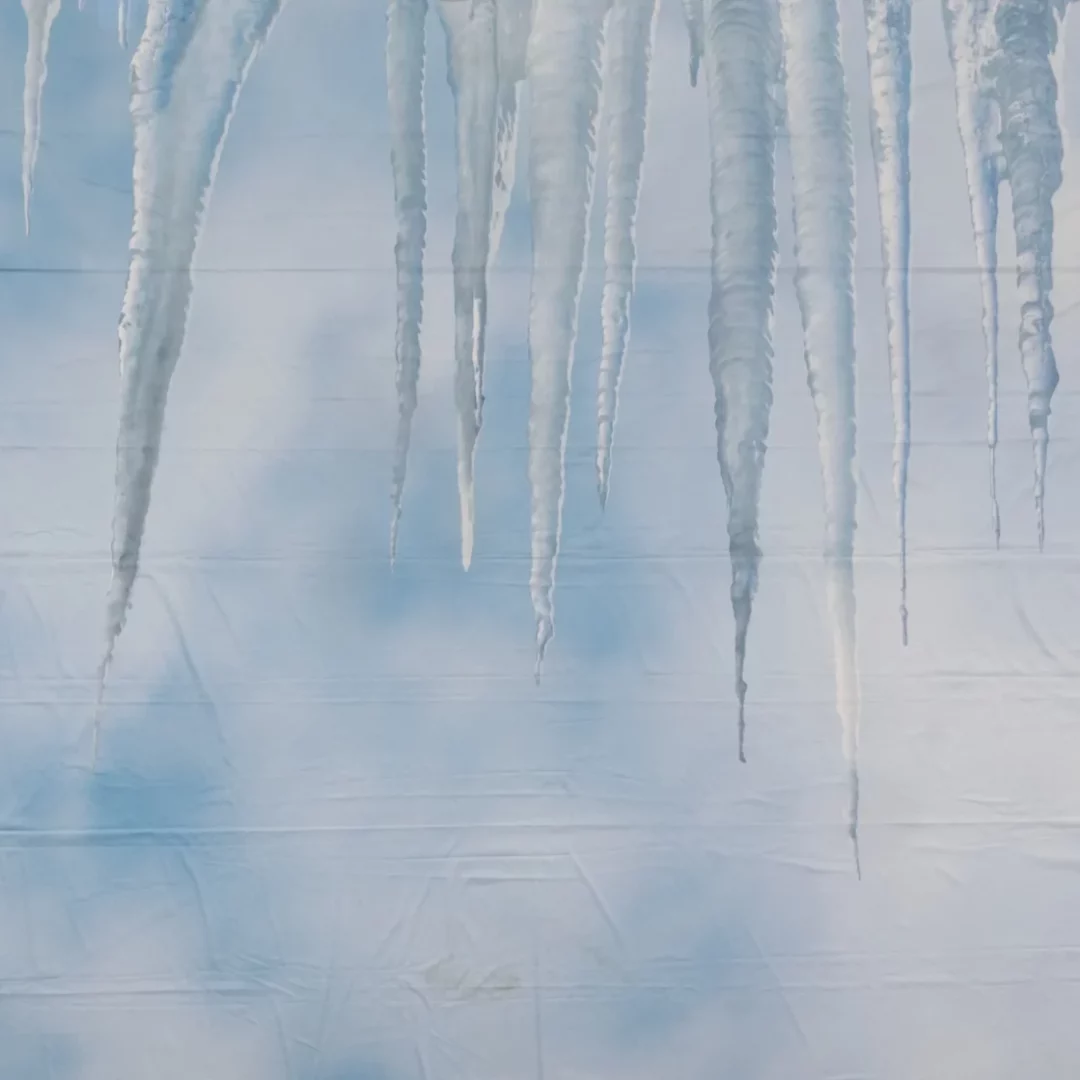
<box><xmin>596</xmin><ymin>0</ymin><xmax>658</xmax><ymax>508</ymax></box>
<box><xmin>528</xmin><ymin>0</ymin><xmax>610</xmax><ymax>673</ymax></box>
<box><xmin>702</xmin><ymin>0</ymin><xmax>780</xmax><ymax>762</ymax></box>
<box><xmin>97</xmin><ymin>0</ymin><xmax>285</xmax><ymax>719</ymax></box>
<box><xmin>985</xmin><ymin>0</ymin><xmax>1067</xmax><ymax>550</ymax></box>
<box><xmin>862</xmin><ymin>0</ymin><xmax>912</xmax><ymax>642</ymax></box>
<box><xmin>388</xmin><ymin>0</ymin><xmax>429</xmax><ymax>564</ymax></box>
<box><xmin>20</xmin><ymin>0</ymin><xmax>62</xmax><ymax>234</ymax></box>
<box><xmin>943</xmin><ymin>0</ymin><xmax>1001</xmax><ymax>544</ymax></box>
<box><xmin>779</xmin><ymin>0</ymin><xmax>862</xmax><ymax>871</ymax></box>
<box><xmin>438</xmin><ymin>0</ymin><xmax>499</xmax><ymax>569</ymax></box>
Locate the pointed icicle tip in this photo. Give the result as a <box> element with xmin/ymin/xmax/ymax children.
<box><xmin>1034</xmin><ymin>423</ymin><xmax>1049</xmax><ymax>552</ymax></box>
<box><xmin>736</xmin><ymin>677</ymin><xmax>747</xmax><ymax>764</ymax></box>
<box><xmin>534</xmin><ymin>615</ymin><xmax>553</xmax><ymax>684</ymax></box>
<box><xmin>460</xmin><ymin>477</ymin><xmax>475</xmax><ymax>572</ymax></box>
<box><xmin>597</xmin><ymin>452</ymin><xmax>610</xmax><ymax>512</ymax></box>
<box><xmin>848</xmin><ymin>764</ymin><xmax>861</xmax><ymax>880</ymax></box>
<box><xmin>990</xmin><ymin>448</ymin><xmax>1001</xmax><ymax>549</ymax></box>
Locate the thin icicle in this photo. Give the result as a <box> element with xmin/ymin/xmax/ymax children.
<box><xmin>119</xmin><ymin>0</ymin><xmax>129</xmax><ymax>46</ymax></box>
<box><xmin>943</xmin><ymin>0</ymin><xmax>1002</xmax><ymax>544</ymax></box>
<box><xmin>490</xmin><ymin>0</ymin><xmax>532</xmax><ymax>261</ymax></box>
<box><xmin>21</xmin><ymin>0</ymin><xmax>62</xmax><ymax>234</ymax></box>
<box><xmin>388</xmin><ymin>0</ymin><xmax>429</xmax><ymax>565</ymax></box>
<box><xmin>702</xmin><ymin>0</ymin><xmax>780</xmax><ymax>762</ymax></box>
<box><xmin>97</xmin><ymin>0</ymin><xmax>285</xmax><ymax>707</ymax></box>
<box><xmin>862</xmin><ymin>0</ymin><xmax>911</xmax><ymax>642</ymax></box>
<box><xmin>779</xmin><ymin>0</ymin><xmax>862</xmax><ymax>861</ymax></box>
<box><xmin>984</xmin><ymin>0</ymin><xmax>1067</xmax><ymax>550</ymax></box>
<box><xmin>596</xmin><ymin>0</ymin><xmax>658</xmax><ymax>507</ymax></box>
<box><xmin>439</xmin><ymin>0</ymin><xmax>499</xmax><ymax>569</ymax></box>
<box><xmin>528</xmin><ymin>0</ymin><xmax>610</xmax><ymax>672</ymax></box>
<box><xmin>682</xmin><ymin>0</ymin><xmax>705</xmax><ymax>87</ymax></box>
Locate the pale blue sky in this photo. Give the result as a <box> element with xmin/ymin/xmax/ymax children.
<box><xmin>2</xmin><ymin>1</ymin><xmax>1080</xmax><ymax>1076</ymax></box>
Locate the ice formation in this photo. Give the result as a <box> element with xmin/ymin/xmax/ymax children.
<box><xmin>779</xmin><ymin>0</ymin><xmax>863</xmax><ymax>863</ymax></box>
<box><xmin>862</xmin><ymin>0</ymin><xmax>912</xmax><ymax>641</ymax></box>
<box><xmin>388</xmin><ymin>0</ymin><xmax>430</xmax><ymax>564</ymax></box>
<box><xmin>97</xmin><ymin>0</ymin><xmax>286</xmax><ymax>712</ymax></box>
<box><xmin>595</xmin><ymin>0</ymin><xmax>658</xmax><ymax>507</ymax></box>
<box><xmin>701</xmin><ymin>0</ymin><xmax>781</xmax><ymax>761</ymax></box>
<box><xmin>527</xmin><ymin>0</ymin><xmax>610</xmax><ymax>671</ymax></box>
<box><xmin>21</xmin><ymin>0</ymin><xmax>62</xmax><ymax>233</ymax></box>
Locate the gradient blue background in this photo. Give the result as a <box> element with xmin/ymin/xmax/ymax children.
<box><xmin>2</xmin><ymin>0</ymin><xmax>1080</xmax><ymax>1075</ymax></box>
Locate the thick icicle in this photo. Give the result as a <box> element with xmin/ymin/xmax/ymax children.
<box><xmin>682</xmin><ymin>0</ymin><xmax>705</xmax><ymax>86</ymax></box>
<box><xmin>943</xmin><ymin>0</ymin><xmax>1002</xmax><ymax>543</ymax></box>
<box><xmin>984</xmin><ymin>0</ymin><xmax>1067</xmax><ymax>550</ymax></box>
<box><xmin>438</xmin><ymin>0</ymin><xmax>499</xmax><ymax>569</ymax></box>
<box><xmin>20</xmin><ymin>0</ymin><xmax>62</xmax><ymax>234</ymax></box>
<box><xmin>98</xmin><ymin>0</ymin><xmax>285</xmax><ymax>703</ymax></box>
<box><xmin>701</xmin><ymin>0</ymin><xmax>780</xmax><ymax>761</ymax></box>
<box><xmin>490</xmin><ymin>0</ymin><xmax>532</xmax><ymax>261</ymax></box>
<box><xmin>595</xmin><ymin>0</ymin><xmax>658</xmax><ymax>507</ymax></box>
<box><xmin>528</xmin><ymin>0</ymin><xmax>609</xmax><ymax>672</ymax></box>
<box><xmin>779</xmin><ymin>0</ymin><xmax>862</xmax><ymax>862</ymax></box>
<box><xmin>388</xmin><ymin>0</ymin><xmax>429</xmax><ymax>565</ymax></box>
<box><xmin>862</xmin><ymin>0</ymin><xmax>911</xmax><ymax>642</ymax></box>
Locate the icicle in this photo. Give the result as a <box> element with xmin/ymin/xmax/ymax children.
<box><xmin>98</xmin><ymin>0</ymin><xmax>285</xmax><ymax>702</ymax></box>
<box><xmin>118</xmin><ymin>0</ymin><xmax>129</xmax><ymax>46</ymax></box>
<box><xmin>984</xmin><ymin>0</ymin><xmax>1067</xmax><ymax>550</ymax></box>
<box><xmin>21</xmin><ymin>0</ymin><xmax>62</xmax><ymax>235</ymax></box>
<box><xmin>438</xmin><ymin>0</ymin><xmax>499</xmax><ymax>570</ymax></box>
<box><xmin>682</xmin><ymin>0</ymin><xmax>705</xmax><ymax>87</ymax></box>
<box><xmin>943</xmin><ymin>0</ymin><xmax>1001</xmax><ymax>544</ymax></box>
<box><xmin>862</xmin><ymin>0</ymin><xmax>911</xmax><ymax>642</ymax></box>
<box><xmin>702</xmin><ymin>0</ymin><xmax>780</xmax><ymax>761</ymax></box>
<box><xmin>388</xmin><ymin>0</ymin><xmax>429</xmax><ymax>565</ymax></box>
<box><xmin>528</xmin><ymin>0</ymin><xmax>610</xmax><ymax>672</ymax></box>
<box><xmin>490</xmin><ymin>0</ymin><xmax>532</xmax><ymax>261</ymax></box>
<box><xmin>778</xmin><ymin>0</ymin><xmax>862</xmax><ymax>860</ymax></box>
<box><xmin>596</xmin><ymin>0</ymin><xmax>658</xmax><ymax>508</ymax></box>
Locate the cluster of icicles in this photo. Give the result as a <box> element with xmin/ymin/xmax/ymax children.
<box><xmin>18</xmin><ymin>0</ymin><xmax>1072</xmax><ymax>862</ymax></box>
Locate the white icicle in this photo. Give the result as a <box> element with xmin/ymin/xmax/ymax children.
<box><xmin>779</xmin><ymin>0</ymin><xmax>862</xmax><ymax>863</ymax></box>
<box><xmin>702</xmin><ymin>0</ymin><xmax>781</xmax><ymax>762</ymax></box>
<box><xmin>388</xmin><ymin>0</ymin><xmax>429</xmax><ymax>565</ymax></box>
<box><xmin>943</xmin><ymin>0</ymin><xmax>1002</xmax><ymax>544</ymax></box>
<box><xmin>98</xmin><ymin>0</ymin><xmax>285</xmax><ymax>706</ymax></box>
<box><xmin>528</xmin><ymin>0</ymin><xmax>610</xmax><ymax>672</ymax></box>
<box><xmin>862</xmin><ymin>0</ymin><xmax>911</xmax><ymax>643</ymax></box>
<box><xmin>596</xmin><ymin>0</ymin><xmax>658</xmax><ymax>507</ymax></box>
<box><xmin>20</xmin><ymin>0</ymin><xmax>62</xmax><ymax>234</ymax></box>
<box><xmin>984</xmin><ymin>0</ymin><xmax>1067</xmax><ymax>550</ymax></box>
<box><xmin>682</xmin><ymin>0</ymin><xmax>705</xmax><ymax>87</ymax></box>
<box><xmin>490</xmin><ymin>0</ymin><xmax>532</xmax><ymax>261</ymax></box>
<box><xmin>438</xmin><ymin>0</ymin><xmax>499</xmax><ymax>569</ymax></box>
<box><xmin>119</xmin><ymin>0</ymin><xmax>129</xmax><ymax>46</ymax></box>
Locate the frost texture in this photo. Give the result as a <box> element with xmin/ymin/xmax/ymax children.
<box><xmin>388</xmin><ymin>0</ymin><xmax>429</xmax><ymax>564</ymax></box>
<box><xmin>596</xmin><ymin>0</ymin><xmax>658</xmax><ymax>507</ymax></box>
<box><xmin>98</xmin><ymin>0</ymin><xmax>285</xmax><ymax>717</ymax></box>
<box><xmin>985</xmin><ymin>0</ymin><xmax>1067</xmax><ymax>549</ymax></box>
<box><xmin>863</xmin><ymin>0</ymin><xmax>912</xmax><ymax>641</ymax></box>
<box><xmin>21</xmin><ymin>0</ymin><xmax>62</xmax><ymax>234</ymax></box>
<box><xmin>528</xmin><ymin>0</ymin><xmax>609</xmax><ymax>671</ymax></box>
<box><xmin>779</xmin><ymin>0</ymin><xmax>862</xmax><ymax>866</ymax></box>
<box><xmin>702</xmin><ymin>0</ymin><xmax>781</xmax><ymax>761</ymax></box>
